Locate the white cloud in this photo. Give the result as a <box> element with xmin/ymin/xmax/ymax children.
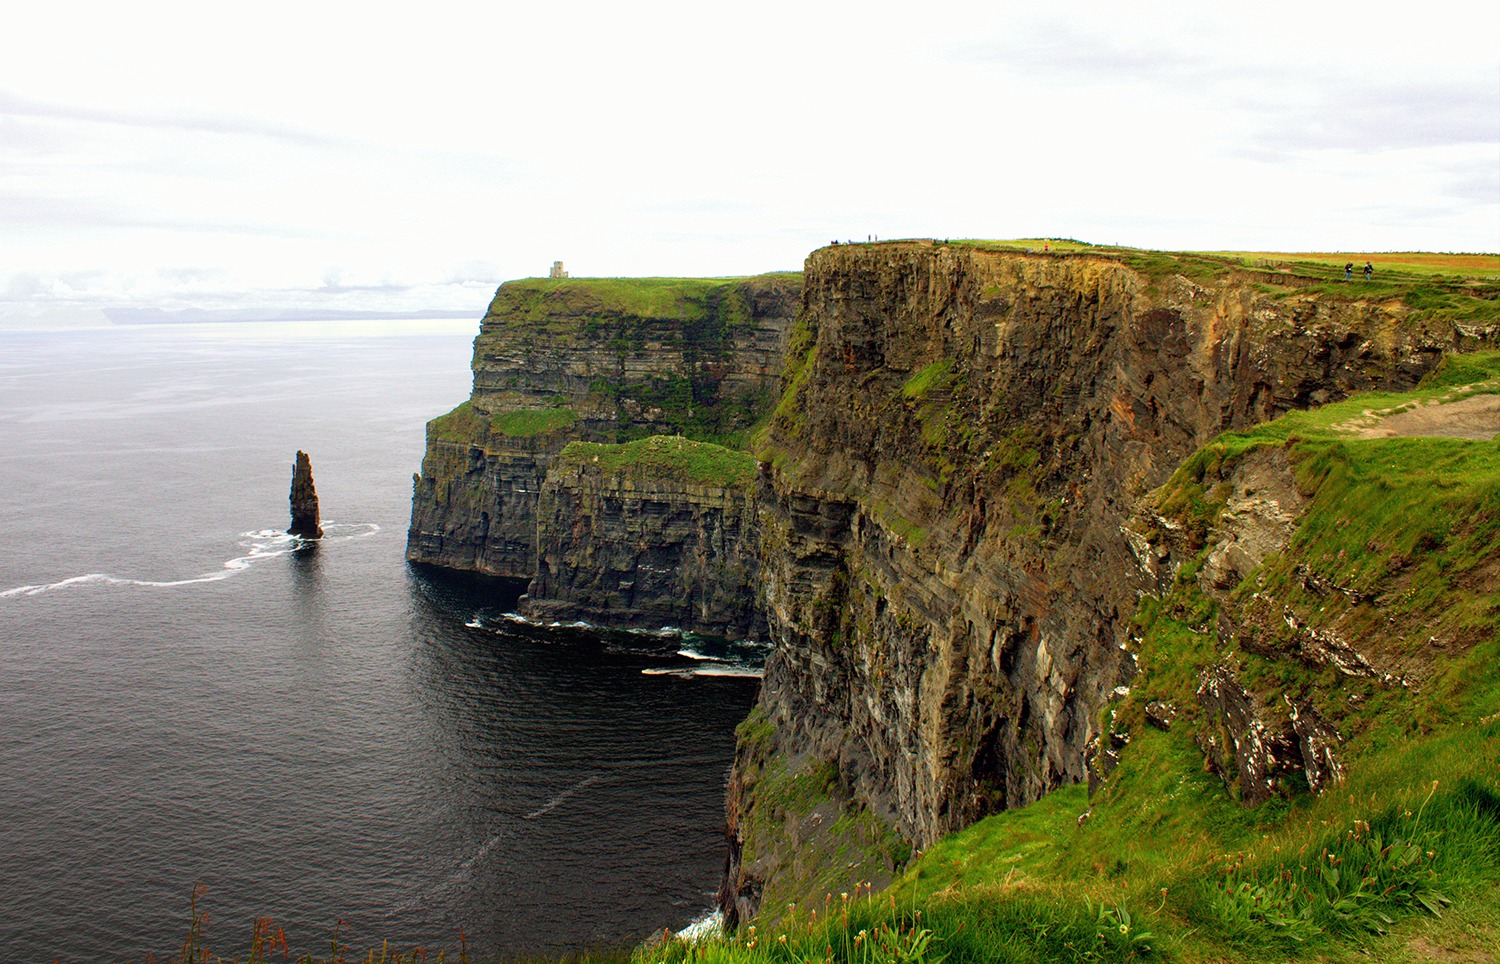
<box><xmin>0</xmin><ymin>0</ymin><xmax>1495</xmax><ymax>325</ymax></box>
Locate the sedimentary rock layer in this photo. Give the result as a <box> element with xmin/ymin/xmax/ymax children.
<box><xmin>526</xmin><ymin>444</ymin><xmax>764</xmax><ymax>637</ymax></box>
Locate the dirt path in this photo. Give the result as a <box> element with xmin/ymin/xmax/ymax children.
<box><xmin>1341</xmin><ymin>393</ymin><xmax>1500</xmax><ymax>440</ymax></box>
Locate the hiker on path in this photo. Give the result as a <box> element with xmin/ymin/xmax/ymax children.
<box><xmin>1363</xmin><ymin>261</ymin><xmax>1373</xmax><ymax>281</ymax></box>
<box><xmin>1345</xmin><ymin>262</ymin><xmax>1353</xmax><ymax>280</ymax></box>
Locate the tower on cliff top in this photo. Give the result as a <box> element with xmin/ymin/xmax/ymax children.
<box><xmin>549</xmin><ymin>261</ymin><xmax>568</xmax><ymax>279</ymax></box>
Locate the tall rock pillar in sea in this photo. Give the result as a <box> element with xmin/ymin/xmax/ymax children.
<box><xmin>289</xmin><ymin>450</ymin><xmax>323</xmax><ymax>539</ymax></box>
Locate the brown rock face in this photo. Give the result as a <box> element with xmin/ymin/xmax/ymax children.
<box><xmin>289</xmin><ymin>450</ymin><xmax>322</xmax><ymax>539</ymax></box>
<box><xmin>525</xmin><ymin>457</ymin><xmax>765</xmax><ymax>637</ymax></box>
<box><xmin>405</xmin><ymin>273</ymin><xmax>799</xmax><ymax>636</ymax></box>
<box><xmin>722</xmin><ymin>241</ymin><xmax>1492</xmax><ymax>919</ymax></box>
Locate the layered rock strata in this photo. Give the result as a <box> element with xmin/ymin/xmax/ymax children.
<box><xmin>722</xmin><ymin>241</ymin><xmax>1494</xmax><ymax>920</ymax></box>
<box><xmin>289</xmin><ymin>450</ymin><xmax>322</xmax><ymax>539</ymax></box>
<box><xmin>525</xmin><ymin>441</ymin><xmax>764</xmax><ymax>637</ymax></box>
<box><xmin>406</xmin><ymin>273</ymin><xmax>798</xmax><ymax>635</ymax></box>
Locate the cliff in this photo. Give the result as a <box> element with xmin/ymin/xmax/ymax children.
<box><xmin>401</xmin><ymin>243</ymin><xmax>1499</xmax><ymax>954</ymax></box>
<box><xmin>525</xmin><ymin>436</ymin><xmax>764</xmax><ymax>637</ymax></box>
<box><xmin>405</xmin><ymin>272</ymin><xmax>799</xmax><ymax>634</ymax></box>
<box><xmin>721</xmin><ymin>241</ymin><xmax>1498</xmax><ymax>923</ymax></box>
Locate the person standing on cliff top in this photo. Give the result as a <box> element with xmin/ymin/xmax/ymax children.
<box><xmin>1364</xmin><ymin>261</ymin><xmax>1373</xmax><ymax>281</ymax></box>
<box><xmin>1345</xmin><ymin>262</ymin><xmax>1354</xmax><ymax>280</ymax></box>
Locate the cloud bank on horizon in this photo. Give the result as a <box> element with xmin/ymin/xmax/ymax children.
<box><xmin>2</xmin><ymin>0</ymin><xmax>1496</xmax><ymax>326</ymax></box>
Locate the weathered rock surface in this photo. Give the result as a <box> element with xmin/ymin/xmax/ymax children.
<box><xmin>405</xmin><ymin>273</ymin><xmax>798</xmax><ymax>636</ymax></box>
<box><xmin>525</xmin><ymin>451</ymin><xmax>765</xmax><ymax>637</ymax></box>
<box><xmin>289</xmin><ymin>450</ymin><xmax>322</xmax><ymax>539</ymax></box>
<box><xmin>722</xmin><ymin>241</ymin><xmax>1492</xmax><ymax>919</ymax></box>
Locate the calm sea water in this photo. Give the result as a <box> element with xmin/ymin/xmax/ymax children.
<box><xmin>0</xmin><ymin>320</ymin><xmax>760</xmax><ymax>961</ymax></box>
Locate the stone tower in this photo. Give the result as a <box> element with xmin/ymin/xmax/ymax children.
<box><xmin>549</xmin><ymin>261</ymin><xmax>569</xmax><ymax>279</ymax></box>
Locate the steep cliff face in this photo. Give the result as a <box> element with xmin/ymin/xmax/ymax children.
<box><xmin>723</xmin><ymin>241</ymin><xmax>1494</xmax><ymax>920</ymax></box>
<box><xmin>406</xmin><ymin>273</ymin><xmax>798</xmax><ymax>635</ymax></box>
<box><xmin>525</xmin><ymin>437</ymin><xmax>765</xmax><ymax>637</ymax></box>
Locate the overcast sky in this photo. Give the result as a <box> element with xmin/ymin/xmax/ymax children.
<box><xmin>2</xmin><ymin>0</ymin><xmax>1497</xmax><ymax>325</ymax></box>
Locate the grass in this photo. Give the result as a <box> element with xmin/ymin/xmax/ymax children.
<box><xmin>1148</xmin><ymin>352</ymin><xmax>1500</xmax><ymax>675</ymax></box>
<box><xmin>427</xmin><ymin>401</ymin><xmax>488</xmax><ymax>444</ymax></box>
<box><xmin>425</xmin><ymin>401</ymin><xmax>580</xmax><ymax>441</ymax></box>
<box><xmin>557</xmin><ymin>435</ymin><xmax>757</xmax><ymax>487</ymax></box>
<box><xmin>492</xmin><ymin>277</ymin><xmax>749</xmax><ymax>326</ymax></box>
<box><xmin>1200</xmin><ymin>250</ymin><xmax>1500</xmax><ymax>280</ymax></box>
<box><xmin>490</xmin><ymin>406</ymin><xmax>579</xmax><ymax>438</ymax></box>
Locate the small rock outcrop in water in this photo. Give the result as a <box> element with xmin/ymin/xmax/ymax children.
<box><xmin>289</xmin><ymin>450</ymin><xmax>323</xmax><ymax>539</ymax></box>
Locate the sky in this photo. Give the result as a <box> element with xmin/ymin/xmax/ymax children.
<box><xmin>2</xmin><ymin>0</ymin><xmax>1497</xmax><ymax>326</ymax></box>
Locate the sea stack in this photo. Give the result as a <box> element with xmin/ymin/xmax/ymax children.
<box><xmin>289</xmin><ymin>450</ymin><xmax>323</xmax><ymax>539</ymax></box>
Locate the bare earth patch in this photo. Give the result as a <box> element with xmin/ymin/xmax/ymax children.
<box><xmin>1338</xmin><ymin>394</ymin><xmax>1500</xmax><ymax>441</ymax></box>
<box><xmin>1406</xmin><ymin>935</ymin><xmax>1498</xmax><ymax>963</ymax></box>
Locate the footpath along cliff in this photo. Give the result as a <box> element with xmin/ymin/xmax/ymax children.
<box><xmin>405</xmin><ymin>242</ymin><xmax>1499</xmax><ymax>930</ymax></box>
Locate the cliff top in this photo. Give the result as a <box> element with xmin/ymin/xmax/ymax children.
<box><xmin>483</xmin><ymin>272</ymin><xmax>802</xmax><ymax>329</ymax></box>
<box><xmin>820</xmin><ymin>238</ymin><xmax>1500</xmax><ymax>279</ymax></box>
<box><xmin>811</xmin><ymin>240</ymin><xmax>1500</xmax><ymax>311</ymax></box>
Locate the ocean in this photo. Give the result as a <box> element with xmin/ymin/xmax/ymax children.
<box><xmin>0</xmin><ymin>319</ymin><xmax>760</xmax><ymax>960</ymax></box>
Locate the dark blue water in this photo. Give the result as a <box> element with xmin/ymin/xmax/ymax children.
<box><xmin>0</xmin><ymin>321</ymin><xmax>759</xmax><ymax>961</ymax></box>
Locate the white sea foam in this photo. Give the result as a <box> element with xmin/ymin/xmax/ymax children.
<box><xmin>676</xmin><ymin>910</ymin><xmax>726</xmax><ymax>942</ymax></box>
<box><xmin>642</xmin><ymin>664</ymin><xmax>763</xmax><ymax>680</ymax></box>
<box><xmin>690</xmin><ymin>666</ymin><xmax>763</xmax><ymax>679</ymax></box>
<box><xmin>454</xmin><ymin>831</ymin><xmax>507</xmax><ymax>874</ymax></box>
<box><xmin>524</xmin><ymin>774</ymin><xmax>601</xmax><ymax>820</ymax></box>
<box><xmin>676</xmin><ymin>648</ymin><xmax>713</xmax><ymax>661</ymax></box>
<box><xmin>0</xmin><ymin>523</ymin><xmax>379</xmax><ymax>598</ymax></box>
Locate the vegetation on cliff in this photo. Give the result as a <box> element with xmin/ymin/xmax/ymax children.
<box><xmin>476</xmin><ymin>273</ymin><xmax>797</xmax><ymax>448</ymax></box>
<box><xmin>426</xmin><ymin>400</ymin><xmax>583</xmax><ymax>442</ymax></box>
<box><xmin>557</xmin><ymin>435</ymin><xmax>757</xmax><ymax>488</ymax></box>
<box><xmin>643</xmin><ymin>352</ymin><xmax>1500</xmax><ymax>962</ymax></box>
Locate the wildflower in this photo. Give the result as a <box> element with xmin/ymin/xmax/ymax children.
<box><xmin>1120</xmin><ymin>924</ymin><xmax>1130</xmax><ymax>935</ymax></box>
